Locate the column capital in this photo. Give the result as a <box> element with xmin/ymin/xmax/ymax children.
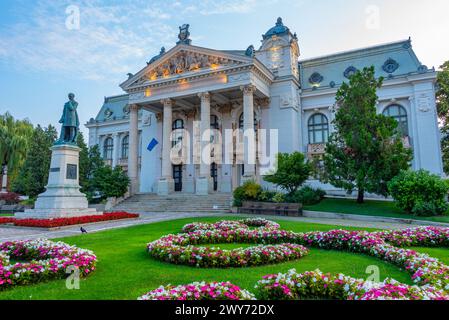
<box><xmin>240</xmin><ymin>85</ymin><xmax>256</xmax><ymax>95</ymax></box>
<box><xmin>160</xmin><ymin>98</ymin><xmax>174</xmax><ymax>107</ymax></box>
<box><xmin>198</xmin><ymin>92</ymin><xmax>211</xmax><ymax>101</ymax></box>
<box><xmin>129</xmin><ymin>104</ymin><xmax>139</xmax><ymax>112</ymax></box>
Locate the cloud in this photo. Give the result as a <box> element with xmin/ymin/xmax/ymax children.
<box><xmin>0</xmin><ymin>0</ymin><xmax>272</xmax><ymax>83</ymax></box>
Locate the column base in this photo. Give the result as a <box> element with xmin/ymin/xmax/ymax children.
<box><xmin>183</xmin><ymin>177</ymin><xmax>195</xmax><ymax>193</ymax></box>
<box><xmin>129</xmin><ymin>179</ymin><xmax>140</xmax><ymax>195</ymax></box>
<box><xmin>157</xmin><ymin>178</ymin><xmax>174</xmax><ymax>196</ymax></box>
<box><xmin>196</xmin><ymin>177</ymin><xmax>212</xmax><ymax>195</ymax></box>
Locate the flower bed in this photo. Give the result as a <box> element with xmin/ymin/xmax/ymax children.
<box><xmin>148</xmin><ymin>218</ymin><xmax>307</xmax><ymax>268</ymax></box>
<box><xmin>0</xmin><ymin>212</ymin><xmax>139</xmax><ymax>228</ymax></box>
<box><xmin>255</xmin><ymin>269</ymin><xmax>448</xmax><ymax>300</ymax></box>
<box><xmin>138</xmin><ymin>281</ymin><xmax>256</xmax><ymax>300</ymax></box>
<box><xmin>0</xmin><ymin>217</ymin><xmax>15</xmax><ymax>225</ymax></box>
<box><xmin>148</xmin><ymin>219</ymin><xmax>449</xmax><ymax>299</ymax></box>
<box><xmin>374</xmin><ymin>226</ymin><xmax>449</xmax><ymax>247</ymax></box>
<box><xmin>182</xmin><ymin>218</ymin><xmax>280</xmax><ymax>233</ymax></box>
<box><xmin>0</xmin><ymin>239</ymin><xmax>97</xmax><ymax>290</ymax></box>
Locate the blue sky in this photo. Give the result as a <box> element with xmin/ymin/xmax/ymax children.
<box><xmin>1</xmin><ymin>0</ymin><xmax>448</xmax><ymax>136</ymax></box>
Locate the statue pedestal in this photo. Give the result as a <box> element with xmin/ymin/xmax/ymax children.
<box><xmin>15</xmin><ymin>144</ymin><xmax>101</xmax><ymax>219</ymax></box>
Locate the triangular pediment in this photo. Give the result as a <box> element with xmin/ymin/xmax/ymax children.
<box><xmin>121</xmin><ymin>45</ymin><xmax>253</xmax><ymax>90</ymax></box>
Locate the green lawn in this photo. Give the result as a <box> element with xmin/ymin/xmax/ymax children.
<box><xmin>305</xmin><ymin>198</ymin><xmax>449</xmax><ymax>223</ymax></box>
<box><xmin>0</xmin><ymin>216</ymin><xmax>448</xmax><ymax>300</ymax></box>
<box><xmin>0</xmin><ymin>212</ymin><xmax>13</xmax><ymax>216</ymax></box>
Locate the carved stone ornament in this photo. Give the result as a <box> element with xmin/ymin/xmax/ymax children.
<box><xmin>145</xmin><ymin>51</ymin><xmax>241</xmax><ymax>82</ymax></box>
<box><xmin>343</xmin><ymin>66</ymin><xmax>358</xmax><ymax>79</ymax></box>
<box><xmin>104</xmin><ymin>108</ymin><xmax>113</xmax><ymax>119</ymax></box>
<box><xmin>382</xmin><ymin>58</ymin><xmax>399</xmax><ymax>74</ymax></box>
<box><xmin>177</xmin><ymin>24</ymin><xmax>191</xmax><ymax>45</ymax></box>
<box><xmin>309</xmin><ymin>72</ymin><xmax>323</xmax><ymax>85</ymax></box>
<box><xmin>123</xmin><ymin>104</ymin><xmax>130</xmax><ymax>115</ymax></box>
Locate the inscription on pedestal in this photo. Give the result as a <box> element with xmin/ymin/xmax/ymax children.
<box><xmin>50</xmin><ymin>167</ymin><xmax>60</xmax><ymax>173</ymax></box>
<box><xmin>66</xmin><ymin>164</ymin><xmax>77</xmax><ymax>180</ymax></box>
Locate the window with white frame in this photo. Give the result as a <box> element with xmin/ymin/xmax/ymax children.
<box><xmin>308</xmin><ymin>113</ymin><xmax>329</xmax><ymax>144</ymax></box>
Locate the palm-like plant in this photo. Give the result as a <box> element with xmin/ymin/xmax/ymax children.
<box><xmin>0</xmin><ymin>112</ymin><xmax>34</xmax><ymax>191</ymax></box>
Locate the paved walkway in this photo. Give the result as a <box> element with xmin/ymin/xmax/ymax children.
<box><xmin>0</xmin><ymin>212</ymin><xmax>412</xmax><ymax>242</ymax></box>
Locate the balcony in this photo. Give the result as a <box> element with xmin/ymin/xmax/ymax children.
<box><xmin>307</xmin><ymin>143</ymin><xmax>326</xmax><ymax>155</ymax></box>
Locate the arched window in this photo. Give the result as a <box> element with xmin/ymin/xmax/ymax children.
<box><xmin>383</xmin><ymin>104</ymin><xmax>408</xmax><ymax>136</ymax></box>
<box><xmin>308</xmin><ymin>113</ymin><xmax>329</xmax><ymax>144</ymax></box>
<box><xmin>103</xmin><ymin>137</ymin><xmax>113</xmax><ymax>160</ymax></box>
<box><xmin>172</xmin><ymin>119</ymin><xmax>184</xmax><ymax>147</ymax></box>
<box><xmin>121</xmin><ymin>135</ymin><xmax>129</xmax><ymax>159</ymax></box>
<box><xmin>238</xmin><ymin>113</ymin><xmax>258</xmax><ymax>131</ymax></box>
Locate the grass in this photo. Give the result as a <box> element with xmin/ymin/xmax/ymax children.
<box><xmin>0</xmin><ymin>212</ymin><xmax>13</xmax><ymax>217</ymax></box>
<box><xmin>305</xmin><ymin>198</ymin><xmax>449</xmax><ymax>223</ymax></box>
<box><xmin>0</xmin><ymin>216</ymin><xmax>448</xmax><ymax>300</ymax></box>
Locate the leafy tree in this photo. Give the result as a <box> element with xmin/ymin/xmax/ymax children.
<box><xmin>77</xmin><ymin>132</ymin><xmax>89</xmax><ymax>190</ymax></box>
<box><xmin>436</xmin><ymin>61</ymin><xmax>449</xmax><ymax>174</ymax></box>
<box><xmin>90</xmin><ymin>165</ymin><xmax>130</xmax><ymax>199</ymax></box>
<box><xmin>13</xmin><ymin>125</ymin><xmax>57</xmax><ymax>197</ymax></box>
<box><xmin>264</xmin><ymin>152</ymin><xmax>311</xmax><ymax>195</ymax></box>
<box><xmin>321</xmin><ymin>66</ymin><xmax>412</xmax><ymax>203</ymax></box>
<box><xmin>0</xmin><ymin>112</ymin><xmax>34</xmax><ymax>190</ymax></box>
<box><xmin>80</xmin><ymin>144</ymin><xmax>104</xmax><ymax>197</ymax></box>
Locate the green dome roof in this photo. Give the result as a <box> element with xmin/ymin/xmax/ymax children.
<box><xmin>263</xmin><ymin>17</ymin><xmax>290</xmax><ymax>39</ymax></box>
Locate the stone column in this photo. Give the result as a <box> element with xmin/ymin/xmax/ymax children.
<box><xmin>128</xmin><ymin>104</ymin><xmax>139</xmax><ymax>194</ymax></box>
<box><xmin>196</xmin><ymin>92</ymin><xmax>211</xmax><ymax>195</ymax></box>
<box><xmin>157</xmin><ymin>99</ymin><xmax>174</xmax><ymax>195</ymax></box>
<box><xmin>241</xmin><ymin>85</ymin><xmax>257</xmax><ymax>180</ymax></box>
<box><xmin>112</xmin><ymin>133</ymin><xmax>120</xmax><ymax>168</ymax></box>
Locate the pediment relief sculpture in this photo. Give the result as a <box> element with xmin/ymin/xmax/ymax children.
<box><xmin>144</xmin><ymin>51</ymin><xmax>244</xmax><ymax>82</ymax></box>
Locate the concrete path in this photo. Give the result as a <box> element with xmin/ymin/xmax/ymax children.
<box><xmin>0</xmin><ymin>211</ymin><xmax>413</xmax><ymax>242</ymax></box>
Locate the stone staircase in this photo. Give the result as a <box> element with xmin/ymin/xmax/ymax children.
<box><xmin>112</xmin><ymin>193</ymin><xmax>233</xmax><ymax>213</ymax></box>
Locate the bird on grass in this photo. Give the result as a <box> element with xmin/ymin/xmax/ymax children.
<box><xmin>80</xmin><ymin>227</ymin><xmax>88</xmax><ymax>234</ymax></box>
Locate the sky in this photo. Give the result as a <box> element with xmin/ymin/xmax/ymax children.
<box><xmin>1</xmin><ymin>0</ymin><xmax>448</xmax><ymax>137</ymax></box>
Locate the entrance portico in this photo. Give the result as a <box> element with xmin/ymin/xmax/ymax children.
<box><xmin>120</xmin><ymin>43</ymin><xmax>273</xmax><ymax>195</ymax></box>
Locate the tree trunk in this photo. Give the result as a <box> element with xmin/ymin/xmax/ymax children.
<box><xmin>1</xmin><ymin>165</ymin><xmax>7</xmax><ymax>193</ymax></box>
<box><xmin>357</xmin><ymin>188</ymin><xmax>364</xmax><ymax>204</ymax></box>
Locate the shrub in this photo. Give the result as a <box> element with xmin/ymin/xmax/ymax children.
<box><xmin>232</xmin><ymin>180</ymin><xmax>262</xmax><ymax>207</ymax></box>
<box><xmin>272</xmin><ymin>192</ymin><xmax>285</xmax><ymax>203</ymax></box>
<box><xmin>0</xmin><ymin>192</ymin><xmax>21</xmax><ymax>205</ymax></box>
<box><xmin>388</xmin><ymin>170</ymin><xmax>449</xmax><ymax>216</ymax></box>
<box><xmin>257</xmin><ymin>190</ymin><xmax>276</xmax><ymax>202</ymax></box>
<box><xmin>264</xmin><ymin>152</ymin><xmax>311</xmax><ymax>195</ymax></box>
<box><xmin>285</xmin><ymin>186</ymin><xmax>326</xmax><ymax>205</ymax></box>
<box><xmin>90</xmin><ymin>166</ymin><xmax>130</xmax><ymax>200</ymax></box>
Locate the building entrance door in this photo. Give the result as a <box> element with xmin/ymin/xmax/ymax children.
<box><xmin>173</xmin><ymin>165</ymin><xmax>183</xmax><ymax>192</ymax></box>
<box><xmin>211</xmin><ymin>163</ymin><xmax>218</xmax><ymax>191</ymax></box>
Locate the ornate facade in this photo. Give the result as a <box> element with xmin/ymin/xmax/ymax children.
<box><xmin>86</xmin><ymin>18</ymin><xmax>444</xmax><ymax>196</ymax></box>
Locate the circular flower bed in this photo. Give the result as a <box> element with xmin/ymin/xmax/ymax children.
<box><xmin>182</xmin><ymin>218</ymin><xmax>280</xmax><ymax>233</ymax></box>
<box><xmin>148</xmin><ymin>218</ymin><xmax>308</xmax><ymax>268</ymax></box>
<box><xmin>0</xmin><ymin>239</ymin><xmax>97</xmax><ymax>290</ymax></box>
<box><xmin>147</xmin><ymin>219</ymin><xmax>449</xmax><ymax>300</ymax></box>
<box><xmin>138</xmin><ymin>281</ymin><xmax>256</xmax><ymax>300</ymax></box>
<box><xmin>255</xmin><ymin>269</ymin><xmax>448</xmax><ymax>300</ymax></box>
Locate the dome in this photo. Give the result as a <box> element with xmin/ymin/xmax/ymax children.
<box><xmin>263</xmin><ymin>17</ymin><xmax>290</xmax><ymax>39</ymax></box>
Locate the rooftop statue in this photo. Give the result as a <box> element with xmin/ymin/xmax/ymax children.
<box><xmin>57</xmin><ymin>93</ymin><xmax>80</xmax><ymax>145</ymax></box>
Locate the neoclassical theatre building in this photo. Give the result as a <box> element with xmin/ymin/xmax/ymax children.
<box><xmin>86</xmin><ymin>18</ymin><xmax>444</xmax><ymax>196</ymax></box>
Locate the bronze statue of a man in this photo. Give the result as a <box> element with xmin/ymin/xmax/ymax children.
<box><xmin>58</xmin><ymin>93</ymin><xmax>80</xmax><ymax>144</ymax></box>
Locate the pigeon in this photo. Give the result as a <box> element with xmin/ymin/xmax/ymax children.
<box><xmin>80</xmin><ymin>227</ymin><xmax>88</xmax><ymax>234</ymax></box>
